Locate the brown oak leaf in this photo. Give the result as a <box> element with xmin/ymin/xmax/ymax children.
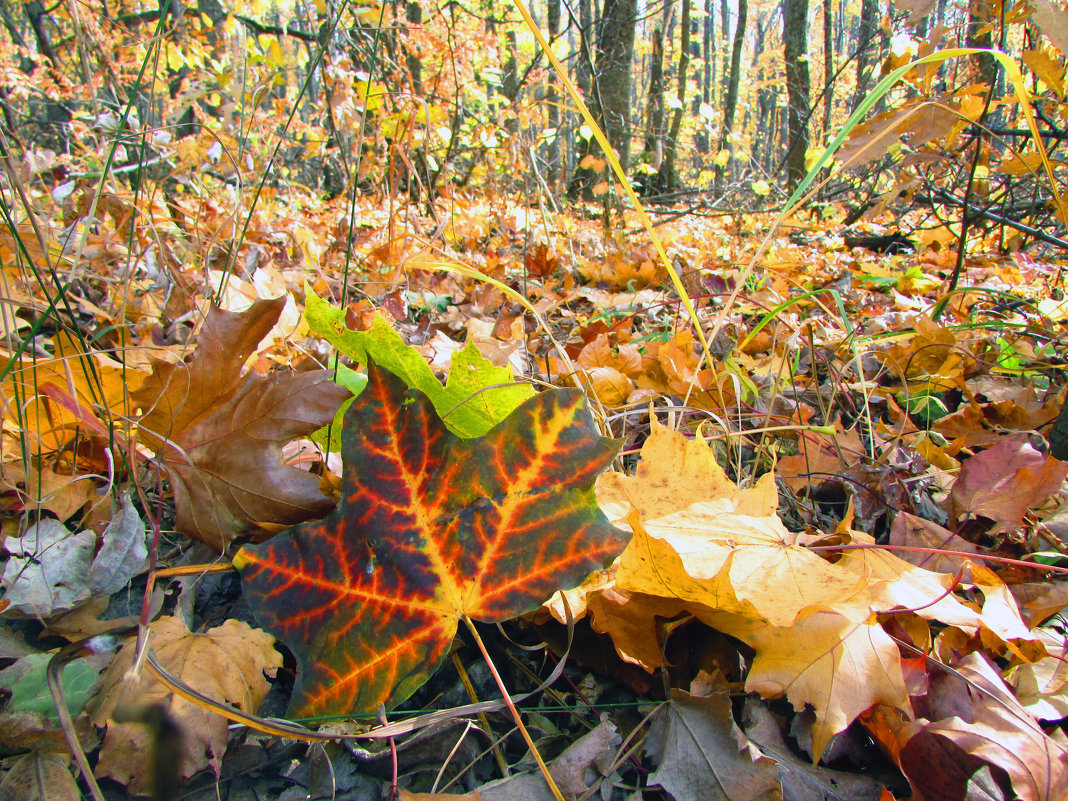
<box><xmin>132</xmin><ymin>297</ymin><xmax>350</xmax><ymax>550</ymax></box>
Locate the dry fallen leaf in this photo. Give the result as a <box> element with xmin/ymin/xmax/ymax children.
<box><xmin>879</xmin><ymin>314</ymin><xmax>970</xmax><ymax>390</ymax></box>
<box><xmin>0</xmin><ymin>462</ymin><xmax>96</xmax><ymax>522</ymax></box>
<box><xmin>644</xmin><ymin>683</ymin><xmax>781</xmax><ymax>801</ymax></box>
<box><xmin>775</xmin><ymin>426</ymin><xmax>868</xmax><ymax>493</ymax></box>
<box><xmin>700</xmin><ymin>607</ymin><xmax>910</xmax><ymax>762</ymax></box>
<box><xmin>746</xmin><ymin>698</ymin><xmax>890</xmax><ymax>801</ymax></box>
<box><xmin>87</xmin><ymin>489</ymin><xmax>148</xmax><ymax>598</ymax></box>
<box><xmin>616</xmin><ymin>512</ymin><xmax>870</xmax><ymax>627</ymax></box>
<box><xmin>566</xmin><ymin>418</ymin><xmax>1040</xmax><ymax>761</ymax></box>
<box><xmin>89</xmin><ymin>616</ymin><xmax>283</xmax><ymax>796</ymax></box>
<box><xmin>131</xmin><ymin>297</ymin><xmax>350</xmax><ymax>549</ymax></box>
<box><xmin>949</xmin><ymin>436</ymin><xmax>1068</xmax><ymax>531</ymax></box>
<box><xmin>0</xmin><ymin>333</ymin><xmax>146</xmax><ymax>456</ymax></box>
<box><xmin>0</xmin><ymin>751</ymin><xmax>81</xmax><ymax>801</ymax></box>
<box><xmin>1</xmin><ymin>519</ymin><xmax>94</xmax><ymax>618</ymax></box>
<box><xmin>584</xmin><ymin>587</ymin><xmax>690</xmax><ymax>668</ymax></box>
<box><xmin>597</xmin><ymin>418</ymin><xmax>743</xmax><ymax>522</ymax></box>
<box><xmin>908</xmin><ymin>652</ymin><xmax>1068</xmax><ymax>801</ymax></box>
<box><xmin>888</xmin><ymin>511</ymin><xmax>978</xmax><ymax>574</ymax></box>
<box><xmin>1006</xmin><ymin>626</ymin><xmax>1068</xmax><ymax>721</ymax></box>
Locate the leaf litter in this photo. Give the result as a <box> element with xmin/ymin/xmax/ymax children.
<box><xmin>1</xmin><ymin>202</ymin><xmax>1068</xmax><ymax>801</ymax></box>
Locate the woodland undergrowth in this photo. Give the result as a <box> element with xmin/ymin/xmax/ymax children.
<box><xmin>0</xmin><ymin>29</ymin><xmax>1068</xmax><ymax>801</ymax></box>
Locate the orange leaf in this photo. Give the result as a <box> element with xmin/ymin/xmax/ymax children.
<box><xmin>89</xmin><ymin>617</ymin><xmax>282</xmax><ymax>797</ymax></box>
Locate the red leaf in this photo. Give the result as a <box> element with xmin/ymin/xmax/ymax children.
<box><xmin>950</xmin><ymin>436</ymin><xmax>1068</xmax><ymax>530</ymax></box>
<box><xmin>234</xmin><ymin>362</ymin><xmax>627</xmax><ymax>717</ymax></box>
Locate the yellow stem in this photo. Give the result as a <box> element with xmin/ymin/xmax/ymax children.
<box><xmin>462</xmin><ymin>615</ymin><xmax>565</xmax><ymax>801</ymax></box>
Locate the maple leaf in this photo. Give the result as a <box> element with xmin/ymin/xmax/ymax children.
<box><xmin>700</xmin><ymin>607</ymin><xmax>910</xmax><ymax>762</ymax></box>
<box><xmin>776</xmin><ymin>425</ymin><xmax>868</xmax><ymax>493</ymax></box>
<box><xmin>644</xmin><ymin>684</ymin><xmax>781</xmax><ymax>801</ymax></box>
<box><xmin>566</xmin><ymin>333</ymin><xmax>648</xmax><ymax>407</ymax></box>
<box><xmin>131</xmin><ymin>298</ymin><xmax>351</xmax><ymax>550</ymax></box>
<box><xmin>233</xmin><ymin>361</ymin><xmax>626</xmax><ymax>717</ymax></box>
<box><xmin>0</xmin><ymin>752</ymin><xmax>80</xmax><ymax>799</ymax></box>
<box><xmin>616</xmin><ymin>510</ymin><xmax>870</xmax><ymax>627</ymax></box>
<box><xmin>0</xmin><ymin>461</ymin><xmax>96</xmax><ymax>522</ymax></box>
<box><xmin>89</xmin><ymin>616</ymin><xmax>283</xmax><ymax>797</ymax></box>
<box><xmin>640</xmin><ymin>692</ymin><xmax>786</xmax><ymax>801</ymax></box>
<box><xmin>0</xmin><ymin>332</ymin><xmax>145</xmax><ymax>455</ymax></box>
<box><xmin>903</xmin><ymin>653</ymin><xmax>1068</xmax><ymax>801</ymax></box>
<box><xmin>304</xmin><ymin>288</ymin><xmax>534</xmax><ymax>438</ymax></box>
<box><xmin>563</xmin><ymin>418</ymin><xmax>1042</xmax><ymax>761</ymax></box>
<box><xmin>949</xmin><ymin>435</ymin><xmax>1068</xmax><ymax>531</ymax></box>
<box><xmin>598</xmin><ymin>420</ymin><xmax>871</xmax><ymax>626</ymax></box>
<box><xmin>879</xmin><ymin>314</ymin><xmax>972</xmax><ymax>391</ymax></box>
<box><xmin>934</xmin><ymin>381</ymin><xmax>1061</xmax><ymax>449</ymax></box>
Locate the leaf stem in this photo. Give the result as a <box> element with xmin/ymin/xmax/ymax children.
<box><xmin>462</xmin><ymin>615</ymin><xmax>566</xmax><ymax>801</ymax></box>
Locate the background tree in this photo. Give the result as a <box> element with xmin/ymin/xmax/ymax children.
<box><xmin>546</xmin><ymin>0</ymin><xmax>561</xmax><ymax>189</ymax></box>
<box><xmin>641</xmin><ymin>21</ymin><xmax>667</xmax><ymax>180</ymax></box>
<box><xmin>655</xmin><ymin>0</ymin><xmax>691</xmax><ymax>192</ymax></box>
<box><xmin>569</xmin><ymin>0</ymin><xmax>637</xmax><ymax>198</ymax></box>
<box><xmin>782</xmin><ymin>0</ymin><xmax>811</xmax><ymax>191</ymax></box>
<box><xmin>967</xmin><ymin>0</ymin><xmax>997</xmax><ymax>88</ymax></box>
<box><xmin>0</xmin><ymin>0</ymin><xmax>1060</xmax><ymax>247</ymax></box>
<box><xmin>695</xmin><ymin>0</ymin><xmax>714</xmax><ymax>154</ymax></box>
<box><xmin>713</xmin><ymin>0</ymin><xmax>747</xmax><ymax>191</ymax></box>
<box><xmin>821</xmin><ymin>0</ymin><xmax>832</xmax><ymax>139</ymax></box>
<box><xmin>851</xmin><ymin>0</ymin><xmax>878</xmax><ymax>113</ymax></box>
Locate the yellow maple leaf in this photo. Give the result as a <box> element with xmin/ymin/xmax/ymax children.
<box><xmin>1</xmin><ymin>334</ymin><xmax>145</xmax><ymax>455</ymax></box>
<box><xmin>548</xmin><ymin>417</ymin><xmax>1041</xmax><ymax>762</ymax></box>
<box><xmin>616</xmin><ymin>508</ymin><xmax>871</xmax><ymax>627</ymax></box>
<box><xmin>699</xmin><ymin>607</ymin><xmax>910</xmax><ymax>761</ymax></box>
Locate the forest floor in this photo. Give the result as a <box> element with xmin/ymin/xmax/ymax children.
<box><xmin>2</xmin><ymin>184</ymin><xmax>1068</xmax><ymax>801</ymax></box>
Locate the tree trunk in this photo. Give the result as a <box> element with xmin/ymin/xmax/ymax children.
<box><xmin>577</xmin><ymin>0</ymin><xmax>593</xmax><ymax>98</ymax></box>
<box><xmin>642</xmin><ymin>26</ymin><xmax>666</xmax><ymax>170</ymax></box>
<box><xmin>503</xmin><ymin>29</ymin><xmax>518</xmax><ymax>103</ymax></box>
<box><xmin>695</xmin><ymin>0</ymin><xmax>713</xmax><ymax>154</ymax></box>
<box><xmin>657</xmin><ymin>0</ymin><xmax>690</xmax><ymax>190</ymax></box>
<box><xmin>967</xmin><ymin>0</ymin><xmax>997</xmax><ymax>87</ymax></box>
<box><xmin>749</xmin><ymin>15</ymin><xmax>770</xmax><ymax>170</ymax></box>
<box><xmin>569</xmin><ymin>0</ymin><xmax>637</xmax><ymax>197</ymax></box>
<box><xmin>851</xmin><ymin>0</ymin><xmax>877</xmax><ymax>112</ymax></box>
<box><xmin>547</xmin><ymin>0</ymin><xmax>561</xmax><ymax>189</ymax></box>
<box><xmin>783</xmin><ymin>0</ymin><xmax>811</xmax><ymax>191</ymax></box>
<box><xmin>23</xmin><ymin>0</ymin><xmax>59</xmax><ymax>68</ymax></box>
<box><xmin>640</xmin><ymin>0</ymin><xmax>672</xmax><ymax>174</ymax></box>
<box><xmin>720</xmin><ymin>0</ymin><xmax>730</xmax><ymax>80</ymax></box>
<box><xmin>713</xmin><ymin>0</ymin><xmax>746</xmax><ymax>190</ymax></box>
<box><xmin>406</xmin><ymin>1</ymin><xmax>423</xmax><ymax>94</ymax></box>
<box><xmin>822</xmin><ymin>0</ymin><xmax>832</xmax><ymax>136</ymax></box>
<box><xmin>597</xmin><ymin>0</ymin><xmax>637</xmax><ymax>168</ymax></box>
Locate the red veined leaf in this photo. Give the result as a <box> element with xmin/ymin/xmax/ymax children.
<box><xmin>233</xmin><ymin>361</ymin><xmax>627</xmax><ymax>717</ymax></box>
